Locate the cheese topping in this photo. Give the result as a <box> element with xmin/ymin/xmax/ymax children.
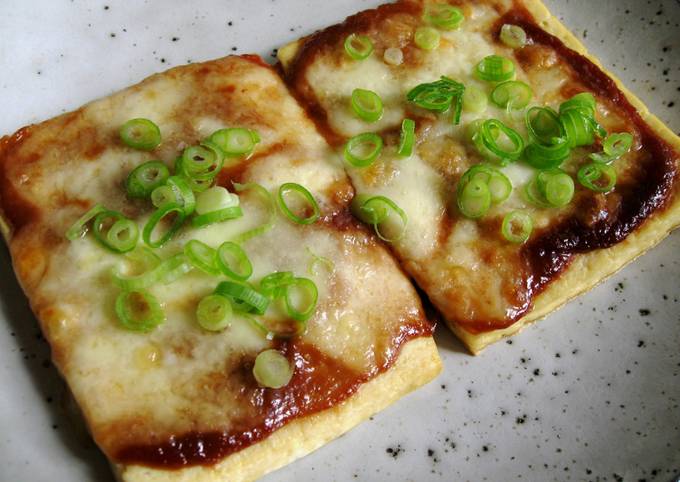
<box><xmin>286</xmin><ymin>0</ymin><xmax>672</xmax><ymax>331</ymax></box>
<box><xmin>0</xmin><ymin>55</ymin><xmax>431</xmax><ymax>462</ymax></box>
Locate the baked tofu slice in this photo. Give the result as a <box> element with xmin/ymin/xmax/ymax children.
<box><xmin>278</xmin><ymin>0</ymin><xmax>680</xmax><ymax>353</ymax></box>
<box><xmin>0</xmin><ymin>55</ymin><xmax>440</xmax><ymax>481</ymax></box>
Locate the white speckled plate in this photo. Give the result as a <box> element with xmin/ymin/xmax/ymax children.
<box><xmin>1</xmin><ymin>1</ymin><xmax>679</xmax><ymax>481</ymax></box>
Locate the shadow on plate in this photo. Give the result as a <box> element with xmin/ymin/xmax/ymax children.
<box><xmin>0</xmin><ymin>245</ymin><xmax>115</xmax><ymax>481</ymax></box>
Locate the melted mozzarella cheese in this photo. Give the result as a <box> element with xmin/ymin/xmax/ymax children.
<box><xmin>9</xmin><ymin>56</ymin><xmax>426</xmax><ymax>456</ymax></box>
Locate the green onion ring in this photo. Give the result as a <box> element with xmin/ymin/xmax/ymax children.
<box><xmin>93</xmin><ymin>210</ymin><xmax>139</xmax><ymax>253</ymax></box>
<box><xmin>543</xmin><ymin>171</ymin><xmax>575</xmax><ymax>207</ymax></box>
<box><xmin>343</xmin><ymin>132</ymin><xmax>383</xmax><ymax>167</ymax></box>
<box><xmin>344</xmin><ymin>33</ymin><xmax>373</xmax><ymax>60</ymax></box>
<box><xmin>490</xmin><ymin>80</ymin><xmax>533</xmax><ymax>110</ymax></box>
<box><xmin>577</xmin><ymin>162</ymin><xmax>617</xmax><ymax>192</ymax></box>
<box><xmin>166</xmin><ymin>176</ymin><xmax>196</xmax><ymax>215</ymax></box>
<box><xmin>184</xmin><ymin>239</ymin><xmax>220</xmax><ymax>276</ymax></box>
<box><xmin>475</xmin><ymin>55</ymin><xmax>515</xmax><ymax>82</ymax></box>
<box><xmin>214</xmin><ymin>281</ymin><xmax>270</xmax><ymax>315</ymax></box>
<box><xmin>196</xmin><ymin>294</ymin><xmax>233</xmax><ymax>331</ymax></box>
<box><xmin>457</xmin><ymin>177</ymin><xmax>492</xmax><ymax>219</ymax></box>
<box><xmin>209</xmin><ymin>128</ymin><xmax>260</xmax><ymax>157</ymax></box>
<box><xmin>501</xmin><ymin>210</ymin><xmax>533</xmax><ymax>243</ymax></box>
<box><xmin>216</xmin><ymin>241</ymin><xmax>253</xmax><ymax>281</ymax></box>
<box><xmin>425</xmin><ymin>4</ymin><xmax>464</xmax><ymax>30</ymax></box>
<box><xmin>65</xmin><ymin>204</ymin><xmax>107</xmax><ymax>241</ymax></box>
<box><xmin>354</xmin><ymin>195</ymin><xmax>408</xmax><ymax>242</ymax></box>
<box><xmin>523</xmin><ymin>137</ymin><xmax>571</xmax><ymax>169</ymax></box>
<box><xmin>115</xmin><ymin>290</ymin><xmax>165</xmax><ymax>332</ymax></box>
<box><xmin>125</xmin><ymin>161</ymin><xmax>170</xmax><ymax>199</ymax></box>
<box><xmin>252</xmin><ymin>349</ymin><xmax>294</xmax><ymax>389</ymax></box>
<box><xmin>277</xmin><ymin>182</ymin><xmax>320</xmax><ymax>225</ymax></box>
<box><xmin>414</xmin><ymin>26</ymin><xmax>441</xmax><ymax>50</ymax></box>
<box><xmin>499</xmin><ymin>24</ymin><xmax>527</xmax><ymax>49</ymax></box>
<box><xmin>259</xmin><ymin>271</ymin><xmax>296</xmax><ymax>298</ymax></box>
<box><xmin>472</xmin><ymin>119</ymin><xmax>524</xmax><ymax>165</ymax></box>
<box><xmin>525</xmin><ymin>106</ymin><xmax>564</xmax><ymax>145</ymax></box>
<box><xmin>284</xmin><ymin>277</ymin><xmax>319</xmax><ymax>322</ymax></box>
<box><xmin>397</xmin><ymin>118</ymin><xmax>416</xmax><ymax>157</ymax></box>
<box><xmin>351</xmin><ymin>88</ymin><xmax>384</xmax><ymax>123</ymax></box>
<box><xmin>119</xmin><ymin>118</ymin><xmax>162</xmax><ymax>151</ymax></box>
<box><xmin>142</xmin><ymin>203</ymin><xmax>186</xmax><ymax>248</ymax></box>
<box><xmin>191</xmin><ymin>206</ymin><xmax>243</xmax><ymax>228</ymax></box>
<box><xmin>589</xmin><ymin>132</ymin><xmax>633</xmax><ymax>164</ymax></box>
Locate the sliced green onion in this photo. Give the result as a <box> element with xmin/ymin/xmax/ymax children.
<box><xmin>462</xmin><ymin>85</ymin><xmax>488</xmax><ymax>114</ymax></box>
<box><xmin>113</xmin><ymin>252</ymin><xmax>191</xmax><ymax>291</ymax></box>
<box><xmin>472</xmin><ymin>119</ymin><xmax>524</xmax><ymax>165</ymax></box>
<box><xmin>351</xmin><ymin>194</ymin><xmax>387</xmax><ymax>224</ymax></box>
<box><xmin>397</xmin><ymin>119</ymin><xmax>416</xmax><ymax>157</ymax></box>
<box><xmin>543</xmin><ymin>171</ymin><xmax>574</xmax><ymax>207</ymax></box>
<box><xmin>306</xmin><ymin>247</ymin><xmax>334</xmax><ymax>275</ymax></box>
<box><xmin>414</xmin><ymin>27</ymin><xmax>440</xmax><ymax>50</ymax></box>
<box><xmin>525</xmin><ymin>106</ymin><xmax>564</xmax><ymax>144</ymax></box>
<box><xmin>151</xmin><ymin>185</ymin><xmax>177</xmax><ymax>208</ymax></box>
<box><xmin>577</xmin><ymin>162</ymin><xmax>617</xmax><ymax>192</ymax></box>
<box><xmin>501</xmin><ymin>210</ymin><xmax>532</xmax><ymax>243</ymax></box>
<box><xmin>277</xmin><ymin>183</ymin><xmax>320</xmax><ymax>225</ymax></box>
<box><xmin>490</xmin><ymin>80</ymin><xmax>533</xmax><ymax>110</ymax></box>
<box><xmin>209</xmin><ymin>128</ymin><xmax>260</xmax><ymax>157</ymax></box>
<box><xmin>343</xmin><ymin>132</ymin><xmax>383</xmax><ymax>167</ymax></box>
<box><xmin>486</xmin><ymin>170</ymin><xmax>513</xmax><ymax>204</ymax></box>
<box><xmin>344</xmin><ymin>33</ymin><xmax>373</xmax><ymax>60</ymax></box>
<box><xmin>232</xmin><ymin>182</ymin><xmax>276</xmax><ymax>243</ymax></box>
<box><xmin>142</xmin><ymin>203</ymin><xmax>186</xmax><ymax>248</ymax></box>
<box><xmin>352</xmin><ymin>195</ymin><xmax>408</xmax><ymax>242</ymax></box>
<box><xmin>191</xmin><ymin>206</ymin><xmax>243</xmax><ymax>228</ymax></box>
<box><xmin>195</xmin><ymin>186</ymin><xmax>240</xmax><ymax>215</ymax></box>
<box><xmin>125</xmin><ymin>161</ymin><xmax>169</xmax><ymax>199</ymax></box>
<box><xmin>259</xmin><ymin>271</ymin><xmax>295</xmax><ymax>298</ymax></box>
<box><xmin>425</xmin><ymin>4</ymin><xmax>464</xmax><ymax>30</ymax></box>
<box><xmin>214</xmin><ymin>281</ymin><xmax>270</xmax><ymax>315</ymax></box>
<box><xmin>457</xmin><ymin>177</ymin><xmax>491</xmax><ymax>219</ymax></box>
<box><xmin>458</xmin><ymin>164</ymin><xmax>512</xmax><ymax>205</ymax></box>
<box><xmin>523</xmin><ymin>178</ymin><xmax>552</xmax><ymax>208</ymax></box>
<box><xmin>499</xmin><ymin>24</ymin><xmax>527</xmax><ymax>49</ymax></box>
<box><xmin>524</xmin><ymin>137</ymin><xmax>571</xmax><ymax>169</ymax></box>
<box><xmin>216</xmin><ymin>242</ymin><xmax>253</xmax><ymax>281</ymax></box>
<box><xmin>475</xmin><ymin>55</ymin><xmax>515</xmax><ymax>82</ymax></box>
<box><xmin>65</xmin><ymin>204</ymin><xmax>107</xmax><ymax>240</ymax></box>
<box><xmin>166</xmin><ymin>176</ymin><xmax>196</xmax><ymax>215</ymax></box>
<box><xmin>525</xmin><ymin>169</ymin><xmax>574</xmax><ymax>208</ymax></box>
<box><xmin>406</xmin><ymin>77</ymin><xmax>465</xmax><ymax>124</ymax></box>
<box><xmin>253</xmin><ymin>349</ymin><xmax>293</xmax><ymax>389</ymax></box>
<box><xmin>560</xmin><ymin>109</ymin><xmax>595</xmax><ymax>147</ymax></box>
<box><xmin>285</xmin><ymin>277</ymin><xmax>318</xmax><ymax>322</ymax></box>
<box><xmin>184</xmin><ymin>239</ymin><xmax>220</xmax><ymax>276</ymax></box>
<box><xmin>559</xmin><ymin>92</ymin><xmax>596</xmax><ymax>117</ymax></box>
<box><xmin>181</xmin><ymin>143</ymin><xmax>224</xmax><ymax>179</ymax></box>
<box><xmin>119</xmin><ymin>118</ymin><xmax>161</xmax><ymax>151</ymax></box>
<box><xmin>589</xmin><ymin>132</ymin><xmax>633</xmax><ymax>163</ymax></box>
<box><xmin>93</xmin><ymin>210</ymin><xmax>139</xmax><ymax>253</ymax></box>
<box><xmin>350</xmin><ymin>88</ymin><xmax>384</xmax><ymax>123</ymax></box>
<box><xmin>196</xmin><ymin>294</ymin><xmax>232</xmax><ymax>331</ymax></box>
<box><xmin>115</xmin><ymin>290</ymin><xmax>165</xmax><ymax>332</ymax></box>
